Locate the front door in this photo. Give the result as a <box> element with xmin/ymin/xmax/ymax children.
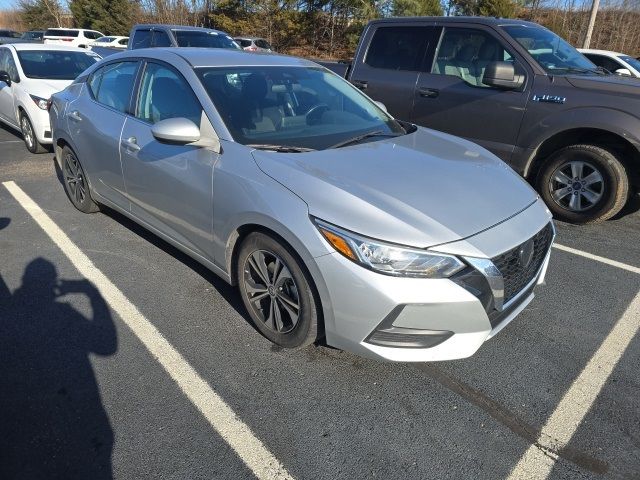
<box><xmin>120</xmin><ymin>61</ymin><xmax>215</xmax><ymax>260</ymax></box>
<box><xmin>411</xmin><ymin>25</ymin><xmax>531</xmax><ymax>162</ymax></box>
<box><xmin>0</xmin><ymin>48</ymin><xmax>18</xmax><ymax>126</ymax></box>
<box><xmin>348</xmin><ymin>24</ymin><xmax>441</xmax><ymax>120</ymax></box>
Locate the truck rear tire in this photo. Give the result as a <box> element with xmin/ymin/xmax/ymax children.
<box><xmin>537</xmin><ymin>144</ymin><xmax>629</xmax><ymax>224</ymax></box>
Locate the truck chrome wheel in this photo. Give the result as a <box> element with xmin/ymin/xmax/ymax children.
<box><xmin>549</xmin><ymin>160</ymin><xmax>604</xmax><ymax>212</ymax></box>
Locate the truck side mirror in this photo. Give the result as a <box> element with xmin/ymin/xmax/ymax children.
<box><xmin>0</xmin><ymin>70</ymin><xmax>11</xmax><ymax>86</ymax></box>
<box><xmin>614</xmin><ymin>68</ymin><xmax>632</xmax><ymax>77</ymax></box>
<box><xmin>482</xmin><ymin>61</ymin><xmax>524</xmax><ymax>90</ymax></box>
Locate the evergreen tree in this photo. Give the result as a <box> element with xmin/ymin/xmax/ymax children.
<box><xmin>20</xmin><ymin>0</ymin><xmax>63</xmax><ymax>29</ymax></box>
<box><xmin>69</xmin><ymin>0</ymin><xmax>92</xmax><ymax>29</ymax></box>
<box><xmin>478</xmin><ymin>0</ymin><xmax>516</xmax><ymax>17</ymax></box>
<box><xmin>392</xmin><ymin>0</ymin><xmax>443</xmax><ymax>16</ymax></box>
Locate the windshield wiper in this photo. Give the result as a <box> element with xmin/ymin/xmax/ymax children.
<box><xmin>551</xmin><ymin>66</ymin><xmax>607</xmax><ymax>76</ymax></box>
<box><xmin>247</xmin><ymin>144</ymin><xmax>316</xmax><ymax>153</ymax></box>
<box><xmin>330</xmin><ymin>130</ymin><xmax>402</xmax><ymax>149</ymax></box>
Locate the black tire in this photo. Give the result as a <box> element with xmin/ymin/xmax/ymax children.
<box><xmin>20</xmin><ymin>112</ymin><xmax>46</xmax><ymax>154</ymax></box>
<box><xmin>236</xmin><ymin>232</ymin><xmax>320</xmax><ymax>348</ymax></box>
<box><xmin>61</xmin><ymin>145</ymin><xmax>100</xmax><ymax>213</ymax></box>
<box><xmin>536</xmin><ymin>144</ymin><xmax>629</xmax><ymax>224</ymax></box>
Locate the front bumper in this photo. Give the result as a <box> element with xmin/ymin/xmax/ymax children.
<box><xmin>315</xmin><ymin>199</ymin><xmax>553</xmax><ymax>362</ymax></box>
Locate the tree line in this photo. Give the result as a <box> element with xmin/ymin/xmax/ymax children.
<box><xmin>7</xmin><ymin>0</ymin><xmax>640</xmax><ymax>57</ymax></box>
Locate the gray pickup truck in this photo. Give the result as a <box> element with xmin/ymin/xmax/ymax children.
<box><xmin>320</xmin><ymin>16</ymin><xmax>640</xmax><ymax>223</ymax></box>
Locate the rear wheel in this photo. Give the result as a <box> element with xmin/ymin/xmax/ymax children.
<box><xmin>20</xmin><ymin>112</ymin><xmax>46</xmax><ymax>154</ymax></box>
<box><xmin>537</xmin><ymin>144</ymin><xmax>629</xmax><ymax>223</ymax></box>
<box><xmin>236</xmin><ymin>232</ymin><xmax>319</xmax><ymax>348</ymax></box>
<box><xmin>61</xmin><ymin>146</ymin><xmax>100</xmax><ymax>213</ymax></box>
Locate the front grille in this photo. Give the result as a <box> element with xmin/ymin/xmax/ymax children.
<box><xmin>492</xmin><ymin>223</ymin><xmax>554</xmax><ymax>304</ymax></box>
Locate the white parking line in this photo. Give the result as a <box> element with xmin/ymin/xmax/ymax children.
<box><xmin>508</xmin><ymin>288</ymin><xmax>640</xmax><ymax>479</ymax></box>
<box><xmin>554</xmin><ymin>243</ymin><xmax>640</xmax><ymax>275</ymax></box>
<box><xmin>0</xmin><ymin>140</ymin><xmax>24</xmax><ymax>144</ymax></box>
<box><xmin>2</xmin><ymin>181</ymin><xmax>293</xmax><ymax>480</ymax></box>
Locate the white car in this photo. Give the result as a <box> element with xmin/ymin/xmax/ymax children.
<box><xmin>43</xmin><ymin>28</ymin><xmax>104</xmax><ymax>49</ymax></box>
<box><xmin>89</xmin><ymin>36</ymin><xmax>129</xmax><ymax>49</ymax></box>
<box><xmin>578</xmin><ymin>48</ymin><xmax>640</xmax><ymax>78</ymax></box>
<box><xmin>0</xmin><ymin>44</ymin><xmax>100</xmax><ymax>153</ymax></box>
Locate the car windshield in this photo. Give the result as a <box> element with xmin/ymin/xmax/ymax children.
<box><xmin>197</xmin><ymin>66</ymin><xmax>406</xmax><ymax>150</ymax></box>
<box><xmin>502</xmin><ymin>25</ymin><xmax>598</xmax><ymax>74</ymax></box>
<box><xmin>173</xmin><ymin>30</ymin><xmax>240</xmax><ymax>49</ymax></box>
<box><xmin>17</xmin><ymin>50</ymin><xmax>99</xmax><ymax>80</ymax></box>
<box><xmin>618</xmin><ymin>55</ymin><xmax>640</xmax><ymax>72</ymax></box>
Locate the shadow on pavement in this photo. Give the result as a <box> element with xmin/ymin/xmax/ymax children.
<box><xmin>0</xmin><ymin>256</ymin><xmax>117</xmax><ymax>479</ymax></box>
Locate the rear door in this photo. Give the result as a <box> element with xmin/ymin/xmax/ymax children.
<box><xmin>67</xmin><ymin>60</ymin><xmax>139</xmax><ymax>207</ymax></box>
<box><xmin>120</xmin><ymin>60</ymin><xmax>215</xmax><ymax>260</ymax></box>
<box><xmin>411</xmin><ymin>24</ymin><xmax>531</xmax><ymax>162</ymax></box>
<box><xmin>348</xmin><ymin>23</ymin><xmax>441</xmax><ymax>120</ymax></box>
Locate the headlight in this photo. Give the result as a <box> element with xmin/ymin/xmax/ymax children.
<box><xmin>30</xmin><ymin>94</ymin><xmax>49</xmax><ymax>110</ymax></box>
<box><xmin>314</xmin><ymin>219</ymin><xmax>466</xmax><ymax>278</ymax></box>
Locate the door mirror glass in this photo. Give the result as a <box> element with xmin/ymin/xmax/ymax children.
<box><xmin>482</xmin><ymin>61</ymin><xmax>524</xmax><ymax>90</ymax></box>
<box><xmin>0</xmin><ymin>70</ymin><xmax>11</xmax><ymax>86</ymax></box>
<box><xmin>151</xmin><ymin>117</ymin><xmax>200</xmax><ymax>144</ymax></box>
<box><xmin>614</xmin><ymin>68</ymin><xmax>632</xmax><ymax>76</ymax></box>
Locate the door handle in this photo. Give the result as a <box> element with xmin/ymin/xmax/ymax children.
<box><xmin>121</xmin><ymin>137</ymin><xmax>140</xmax><ymax>152</ymax></box>
<box><xmin>352</xmin><ymin>80</ymin><xmax>368</xmax><ymax>90</ymax></box>
<box><xmin>67</xmin><ymin>110</ymin><xmax>82</xmax><ymax>122</ymax></box>
<box><xmin>418</xmin><ymin>88</ymin><xmax>439</xmax><ymax>98</ymax></box>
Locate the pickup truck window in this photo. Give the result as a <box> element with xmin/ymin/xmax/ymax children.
<box><xmin>432</xmin><ymin>28</ymin><xmax>513</xmax><ymax>87</ymax></box>
<box><xmin>198</xmin><ymin>66</ymin><xmax>405</xmax><ymax>150</ymax></box>
<box><xmin>502</xmin><ymin>25</ymin><xmax>597</xmax><ymax>75</ymax></box>
<box><xmin>131</xmin><ymin>29</ymin><xmax>152</xmax><ymax>49</ymax></box>
<box><xmin>365</xmin><ymin>27</ymin><xmax>431</xmax><ymax>72</ymax></box>
<box><xmin>152</xmin><ymin>30</ymin><xmax>172</xmax><ymax>47</ymax></box>
<box><xmin>173</xmin><ymin>30</ymin><xmax>239</xmax><ymax>49</ymax></box>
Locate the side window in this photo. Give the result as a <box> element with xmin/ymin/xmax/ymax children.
<box><xmin>0</xmin><ymin>49</ymin><xmax>8</xmax><ymax>74</ymax></box>
<box><xmin>131</xmin><ymin>29</ymin><xmax>152</xmax><ymax>49</ymax></box>
<box><xmin>88</xmin><ymin>61</ymin><xmax>138</xmax><ymax>113</ymax></box>
<box><xmin>584</xmin><ymin>54</ymin><xmax>621</xmax><ymax>73</ymax></box>
<box><xmin>152</xmin><ymin>30</ymin><xmax>172</xmax><ymax>47</ymax></box>
<box><xmin>365</xmin><ymin>27</ymin><xmax>433</xmax><ymax>72</ymax></box>
<box><xmin>135</xmin><ymin>63</ymin><xmax>202</xmax><ymax>125</ymax></box>
<box><xmin>432</xmin><ymin>28</ymin><xmax>515</xmax><ymax>88</ymax></box>
<box><xmin>5</xmin><ymin>53</ymin><xmax>19</xmax><ymax>82</ymax></box>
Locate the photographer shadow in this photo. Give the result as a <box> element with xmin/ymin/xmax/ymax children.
<box><xmin>0</xmin><ymin>257</ymin><xmax>117</xmax><ymax>480</ymax></box>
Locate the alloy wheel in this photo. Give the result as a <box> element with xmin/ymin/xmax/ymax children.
<box><xmin>21</xmin><ymin>116</ymin><xmax>34</xmax><ymax>150</ymax></box>
<box><xmin>548</xmin><ymin>160</ymin><xmax>604</xmax><ymax>212</ymax></box>
<box><xmin>63</xmin><ymin>151</ymin><xmax>87</xmax><ymax>206</ymax></box>
<box><xmin>242</xmin><ymin>249</ymin><xmax>301</xmax><ymax>333</ymax></box>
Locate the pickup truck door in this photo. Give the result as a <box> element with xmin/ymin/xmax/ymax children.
<box><xmin>347</xmin><ymin>24</ymin><xmax>441</xmax><ymax>120</ymax></box>
<box><xmin>411</xmin><ymin>24</ymin><xmax>531</xmax><ymax>163</ymax></box>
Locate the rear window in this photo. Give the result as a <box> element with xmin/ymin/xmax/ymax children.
<box><xmin>17</xmin><ymin>50</ymin><xmax>99</xmax><ymax>80</ymax></box>
<box><xmin>45</xmin><ymin>29</ymin><xmax>79</xmax><ymax>38</ymax></box>
<box><xmin>173</xmin><ymin>30</ymin><xmax>239</xmax><ymax>49</ymax></box>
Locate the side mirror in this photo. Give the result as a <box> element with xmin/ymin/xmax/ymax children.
<box><xmin>0</xmin><ymin>71</ymin><xmax>11</xmax><ymax>86</ymax></box>
<box><xmin>614</xmin><ymin>68</ymin><xmax>632</xmax><ymax>77</ymax></box>
<box><xmin>151</xmin><ymin>117</ymin><xmax>200</xmax><ymax>144</ymax></box>
<box><xmin>482</xmin><ymin>61</ymin><xmax>524</xmax><ymax>90</ymax></box>
<box><xmin>374</xmin><ymin>101</ymin><xmax>387</xmax><ymax>112</ymax></box>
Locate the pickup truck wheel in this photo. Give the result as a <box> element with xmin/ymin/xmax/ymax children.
<box><xmin>537</xmin><ymin>144</ymin><xmax>629</xmax><ymax>224</ymax></box>
<box><xmin>237</xmin><ymin>232</ymin><xmax>319</xmax><ymax>349</ymax></box>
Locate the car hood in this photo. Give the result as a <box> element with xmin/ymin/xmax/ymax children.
<box><xmin>252</xmin><ymin>127</ymin><xmax>538</xmax><ymax>248</ymax></box>
<box><xmin>565</xmin><ymin>74</ymin><xmax>640</xmax><ymax>96</ymax></box>
<box><xmin>23</xmin><ymin>79</ymin><xmax>73</xmax><ymax>98</ymax></box>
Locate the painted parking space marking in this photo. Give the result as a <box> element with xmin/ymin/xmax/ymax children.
<box><xmin>2</xmin><ymin>181</ymin><xmax>293</xmax><ymax>480</ymax></box>
<box><xmin>0</xmin><ymin>140</ymin><xmax>24</xmax><ymax>144</ymax></box>
<box><xmin>553</xmin><ymin>243</ymin><xmax>640</xmax><ymax>275</ymax></box>
<box><xmin>507</xmin><ymin>288</ymin><xmax>640</xmax><ymax>479</ymax></box>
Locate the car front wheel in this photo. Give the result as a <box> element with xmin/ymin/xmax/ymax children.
<box><xmin>537</xmin><ymin>144</ymin><xmax>629</xmax><ymax>223</ymax></box>
<box><xmin>237</xmin><ymin>232</ymin><xmax>320</xmax><ymax>348</ymax></box>
<box><xmin>20</xmin><ymin>112</ymin><xmax>46</xmax><ymax>154</ymax></box>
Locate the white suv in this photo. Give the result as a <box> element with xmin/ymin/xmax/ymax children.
<box><xmin>43</xmin><ymin>28</ymin><xmax>104</xmax><ymax>48</ymax></box>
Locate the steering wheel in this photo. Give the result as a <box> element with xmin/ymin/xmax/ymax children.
<box><xmin>305</xmin><ymin>103</ymin><xmax>329</xmax><ymax>125</ymax></box>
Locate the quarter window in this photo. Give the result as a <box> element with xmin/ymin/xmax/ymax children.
<box><xmin>432</xmin><ymin>28</ymin><xmax>515</xmax><ymax>87</ymax></box>
<box><xmin>88</xmin><ymin>61</ymin><xmax>138</xmax><ymax>113</ymax></box>
<box><xmin>135</xmin><ymin>63</ymin><xmax>202</xmax><ymax>125</ymax></box>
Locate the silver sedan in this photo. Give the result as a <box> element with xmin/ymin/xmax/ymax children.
<box><xmin>50</xmin><ymin>48</ymin><xmax>554</xmax><ymax>362</ymax></box>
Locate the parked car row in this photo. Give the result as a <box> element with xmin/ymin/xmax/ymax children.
<box><xmin>47</xmin><ymin>47</ymin><xmax>554</xmax><ymax>362</ymax></box>
<box><xmin>319</xmin><ymin>17</ymin><xmax>640</xmax><ymax>224</ymax></box>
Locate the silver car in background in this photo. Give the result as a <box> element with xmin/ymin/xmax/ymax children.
<box><xmin>49</xmin><ymin>48</ymin><xmax>554</xmax><ymax>362</ymax></box>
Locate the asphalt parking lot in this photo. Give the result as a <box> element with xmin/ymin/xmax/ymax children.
<box><xmin>0</xmin><ymin>122</ymin><xmax>639</xmax><ymax>480</ymax></box>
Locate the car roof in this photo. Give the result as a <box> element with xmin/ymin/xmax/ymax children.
<box><xmin>45</xmin><ymin>27</ymin><xmax>98</xmax><ymax>32</ymax></box>
<box><xmin>132</xmin><ymin>24</ymin><xmax>230</xmax><ymax>34</ymax></box>
<box><xmin>369</xmin><ymin>16</ymin><xmax>542</xmax><ymax>28</ymax></box>
<box><xmin>110</xmin><ymin>47</ymin><xmax>316</xmax><ymax>68</ymax></box>
<box><xmin>6</xmin><ymin>43</ymin><xmax>93</xmax><ymax>53</ymax></box>
<box><xmin>578</xmin><ymin>48</ymin><xmax>626</xmax><ymax>56</ymax></box>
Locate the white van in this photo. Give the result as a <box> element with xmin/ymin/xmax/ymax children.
<box><xmin>43</xmin><ymin>28</ymin><xmax>104</xmax><ymax>48</ymax></box>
